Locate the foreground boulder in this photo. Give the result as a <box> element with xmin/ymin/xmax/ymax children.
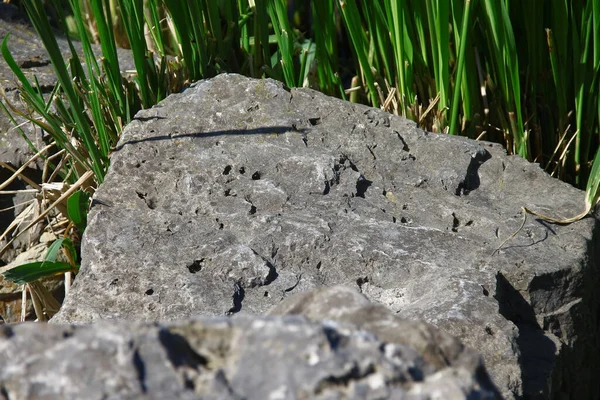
<box><xmin>51</xmin><ymin>74</ymin><xmax>600</xmax><ymax>398</ymax></box>
<box><xmin>1</xmin><ymin>286</ymin><xmax>499</xmax><ymax>400</ymax></box>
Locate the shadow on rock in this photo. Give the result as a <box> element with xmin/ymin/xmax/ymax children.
<box><xmin>495</xmin><ymin>272</ymin><xmax>557</xmax><ymax>398</ymax></box>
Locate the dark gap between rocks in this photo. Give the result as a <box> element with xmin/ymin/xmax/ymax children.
<box><xmin>226</xmin><ymin>282</ymin><xmax>245</xmax><ymax>315</ymax></box>
<box><xmin>158</xmin><ymin>329</ymin><xmax>207</xmax><ymax>389</ymax></box>
<box><xmin>132</xmin><ymin>349</ymin><xmax>148</xmax><ymax>393</ymax></box>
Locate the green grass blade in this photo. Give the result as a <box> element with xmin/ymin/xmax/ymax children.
<box><xmin>67</xmin><ymin>190</ymin><xmax>90</xmax><ymax>231</ymax></box>
<box><xmin>449</xmin><ymin>0</ymin><xmax>473</xmax><ymax>135</ymax></box>
<box><xmin>2</xmin><ymin>34</ymin><xmax>93</xmax><ymax>176</ymax></box>
<box><xmin>44</xmin><ymin>238</ymin><xmax>77</xmax><ymax>265</ymax></box>
<box><xmin>2</xmin><ymin>261</ymin><xmax>77</xmax><ymax>284</ymax></box>
<box><xmin>1</xmin><ymin>35</ymin><xmax>44</xmax><ymax>107</ymax></box>
<box><xmin>91</xmin><ymin>0</ymin><xmax>128</xmax><ymax>118</ymax></box>
<box><xmin>44</xmin><ymin>239</ymin><xmax>67</xmax><ymax>263</ymax></box>
<box><xmin>252</xmin><ymin>0</ymin><xmax>272</xmax><ymax>77</ymax></box>
<box><xmin>267</xmin><ymin>0</ymin><xmax>295</xmax><ymax>86</ymax></box>
<box><xmin>310</xmin><ymin>0</ymin><xmax>344</xmax><ymax>98</ymax></box>
<box><xmin>337</xmin><ymin>0</ymin><xmax>379</xmax><ymax>107</ymax></box>
<box><xmin>585</xmin><ymin>146</ymin><xmax>600</xmax><ymax>211</ymax></box>
<box><xmin>20</xmin><ymin>0</ymin><xmax>106</xmax><ymax>180</ymax></box>
<box><xmin>481</xmin><ymin>0</ymin><xmax>526</xmax><ymax>157</ymax></box>
<box><xmin>163</xmin><ymin>0</ymin><xmax>206</xmax><ymax>80</ymax></box>
<box><xmin>298</xmin><ymin>40</ymin><xmax>316</xmax><ymax>88</ymax></box>
<box><xmin>429</xmin><ymin>0</ymin><xmax>450</xmax><ymax>113</ymax></box>
<box><xmin>146</xmin><ymin>0</ymin><xmax>166</xmax><ymax>56</ymax></box>
<box><xmin>120</xmin><ymin>0</ymin><xmax>170</xmax><ymax>104</ymax></box>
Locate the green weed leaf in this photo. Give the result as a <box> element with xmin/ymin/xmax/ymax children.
<box><xmin>585</xmin><ymin>147</ymin><xmax>600</xmax><ymax>211</ymax></box>
<box><xmin>2</xmin><ymin>261</ymin><xmax>76</xmax><ymax>284</ymax></box>
<box><xmin>44</xmin><ymin>238</ymin><xmax>77</xmax><ymax>263</ymax></box>
<box><xmin>45</xmin><ymin>239</ymin><xmax>65</xmax><ymax>263</ymax></box>
<box><xmin>67</xmin><ymin>190</ymin><xmax>90</xmax><ymax>231</ymax></box>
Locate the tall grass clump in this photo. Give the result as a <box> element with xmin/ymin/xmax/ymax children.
<box><xmin>1</xmin><ymin>0</ymin><xmax>599</xmax><ymax>319</ymax></box>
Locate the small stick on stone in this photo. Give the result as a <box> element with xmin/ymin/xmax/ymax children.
<box><xmin>491</xmin><ymin>207</ymin><xmax>528</xmax><ymax>256</ymax></box>
<box><xmin>492</xmin><ymin>206</ymin><xmax>590</xmax><ymax>256</ymax></box>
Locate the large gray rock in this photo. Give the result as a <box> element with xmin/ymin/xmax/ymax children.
<box><xmin>51</xmin><ymin>74</ymin><xmax>600</xmax><ymax>399</ymax></box>
<box><xmin>1</xmin><ymin>286</ymin><xmax>500</xmax><ymax>400</ymax></box>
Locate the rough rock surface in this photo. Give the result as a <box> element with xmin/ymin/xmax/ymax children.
<box><xmin>1</xmin><ymin>286</ymin><xmax>500</xmax><ymax>400</ymax></box>
<box><xmin>51</xmin><ymin>74</ymin><xmax>600</xmax><ymax>399</ymax></box>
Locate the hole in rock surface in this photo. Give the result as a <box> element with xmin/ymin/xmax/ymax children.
<box><xmin>356</xmin><ymin>276</ymin><xmax>369</xmax><ymax>291</ymax></box>
<box><xmin>481</xmin><ymin>285</ymin><xmax>489</xmax><ymax>296</ymax></box>
<box><xmin>187</xmin><ymin>259</ymin><xmax>204</xmax><ymax>273</ymax></box>
<box><xmin>451</xmin><ymin>213</ymin><xmax>460</xmax><ymax>232</ymax></box>
<box><xmin>355</xmin><ymin>176</ymin><xmax>372</xmax><ymax>198</ymax></box>
<box><xmin>227</xmin><ymin>282</ymin><xmax>245</xmax><ymax>315</ymax></box>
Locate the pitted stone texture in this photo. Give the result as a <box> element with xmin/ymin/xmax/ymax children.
<box><xmin>1</xmin><ymin>290</ymin><xmax>500</xmax><ymax>400</ymax></box>
<box><xmin>51</xmin><ymin>74</ymin><xmax>600</xmax><ymax>399</ymax></box>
